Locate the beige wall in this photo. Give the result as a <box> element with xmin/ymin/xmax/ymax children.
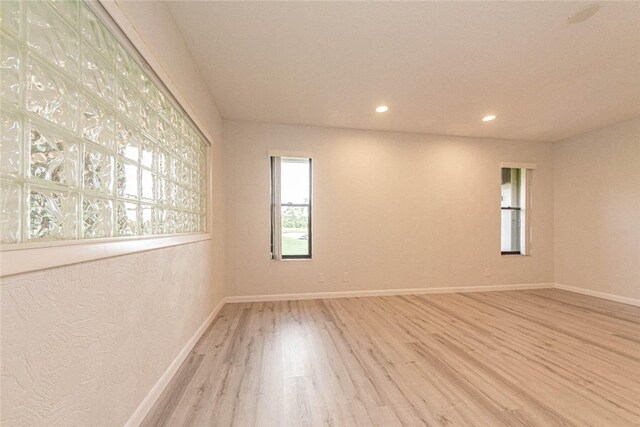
<box><xmin>1</xmin><ymin>2</ymin><xmax>225</xmax><ymax>425</ymax></box>
<box><xmin>224</xmin><ymin>120</ymin><xmax>555</xmax><ymax>297</ymax></box>
<box><xmin>554</xmin><ymin>118</ymin><xmax>640</xmax><ymax>300</ymax></box>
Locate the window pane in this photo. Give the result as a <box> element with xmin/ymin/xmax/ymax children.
<box><xmin>501</xmin><ymin>209</ymin><xmax>521</xmax><ymax>252</ymax></box>
<box><xmin>281</xmin><ymin>206</ymin><xmax>309</xmax><ymax>256</ymax></box>
<box><xmin>281</xmin><ymin>157</ymin><xmax>310</xmax><ymax>204</ymax></box>
<box><xmin>501</xmin><ymin>168</ymin><xmax>521</xmax><ymax>208</ymax></box>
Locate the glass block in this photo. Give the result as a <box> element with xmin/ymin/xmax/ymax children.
<box><xmin>155</xmin><ymin>116</ymin><xmax>168</xmax><ymax>145</ymax></box>
<box><xmin>199</xmin><ymin>171</ymin><xmax>207</xmax><ymax>193</ymax></box>
<box><xmin>181</xmin><ymin>162</ymin><xmax>191</xmax><ymax>187</ymax></box>
<box><xmin>140</xmin><ymin>74</ymin><xmax>159</xmax><ymax>109</ymax></box>
<box><xmin>26</xmin><ymin>56</ymin><xmax>78</xmax><ymax>132</ymax></box>
<box><xmin>48</xmin><ymin>0</ymin><xmax>79</xmax><ymax>25</ymax></box>
<box><xmin>191</xmin><ymin>213</ymin><xmax>199</xmax><ymax>232</ymax></box>
<box><xmin>154</xmin><ymin>176</ymin><xmax>165</xmax><ymax>205</ymax></box>
<box><xmin>116</xmin><ymin>159</ymin><xmax>138</xmax><ymax>199</ymax></box>
<box><xmin>83</xmin><ymin>145</ymin><xmax>113</xmax><ymax>194</ymax></box>
<box><xmin>138</xmin><ymin>101</ymin><xmax>153</xmax><ymax>135</ymax></box>
<box><xmin>180</xmin><ymin>143</ymin><xmax>191</xmax><ymax>166</ymax></box>
<box><xmin>0</xmin><ymin>0</ymin><xmax>21</xmax><ymax>36</ymax></box>
<box><xmin>0</xmin><ymin>180</ymin><xmax>20</xmax><ymax>243</ymax></box>
<box><xmin>157</xmin><ymin>149</ymin><xmax>169</xmax><ymax>177</ymax></box>
<box><xmin>147</xmin><ymin>108</ymin><xmax>159</xmax><ymax>141</ymax></box>
<box><xmin>190</xmin><ymin>170</ymin><xmax>197</xmax><ymax>191</ymax></box>
<box><xmin>29</xmin><ymin>124</ymin><xmax>79</xmax><ymax>187</ymax></box>
<box><xmin>170</xmin><ymin>157</ymin><xmax>178</xmax><ymax>181</ymax></box>
<box><xmin>163</xmin><ymin>126</ymin><xmax>176</xmax><ymax>150</ymax></box>
<box><xmin>81</xmin><ymin>41</ymin><xmax>114</xmax><ymax>101</ymax></box>
<box><xmin>189</xmin><ymin>144</ymin><xmax>198</xmax><ymax>167</ymax></box>
<box><xmin>166</xmin><ymin>181</ymin><xmax>176</xmax><ymax>207</ymax></box>
<box><xmin>82</xmin><ymin>196</ymin><xmax>112</xmax><ymax>238</ymax></box>
<box><xmin>115</xmin><ymin>119</ymin><xmax>139</xmax><ymax>161</ymax></box>
<box><xmin>153</xmin><ymin>207</ymin><xmax>164</xmax><ymax>234</ymax></box>
<box><xmin>162</xmin><ymin>209</ymin><xmax>176</xmax><ymax>234</ymax></box>
<box><xmin>163</xmin><ymin>209</ymin><xmax>176</xmax><ymax>234</ymax></box>
<box><xmin>140</xmin><ymin>203</ymin><xmax>153</xmax><ymax>235</ymax></box>
<box><xmin>156</xmin><ymin>91</ymin><xmax>168</xmax><ymax>118</ymax></box>
<box><xmin>191</xmin><ymin>191</ymin><xmax>199</xmax><ymax>212</ymax></box>
<box><xmin>115</xmin><ymin>44</ymin><xmax>139</xmax><ymax>83</ymax></box>
<box><xmin>177</xmin><ymin>116</ymin><xmax>188</xmax><ymax>138</ymax></box>
<box><xmin>169</xmin><ymin>131</ymin><xmax>181</xmax><ymax>155</ymax></box>
<box><xmin>116</xmin><ymin>200</ymin><xmax>137</xmax><ymax>236</ymax></box>
<box><xmin>81</xmin><ymin>6</ymin><xmax>115</xmax><ymax>60</ymax></box>
<box><xmin>160</xmin><ymin>98</ymin><xmax>175</xmax><ymax>127</ymax></box>
<box><xmin>140</xmin><ymin>169</ymin><xmax>154</xmax><ymax>202</ymax></box>
<box><xmin>140</xmin><ymin>137</ymin><xmax>154</xmax><ymax>169</ymax></box>
<box><xmin>115</xmin><ymin>78</ymin><xmax>138</xmax><ymax>120</ymax></box>
<box><xmin>184</xmin><ymin>213</ymin><xmax>192</xmax><ymax>232</ymax></box>
<box><xmin>176</xmin><ymin>210</ymin><xmax>187</xmax><ymax>233</ymax></box>
<box><xmin>0</xmin><ymin>35</ymin><xmax>20</xmax><ymax>106</ymax></box>
<box><xmin>27</xmin><ymin>186</ymin><xmax>77</xmax><ymax>240</ymax></box>
<box><xmin>199</xmin><ymin>215</ymin><xmax>206</xmax><ymax>232</ymax></box>
<box><xmin>26</xmin><ymin>1</ymin><xmax>79</xmax><ymax>71</ymax></box>
<box><xmin>1</xmin><ymin>111</ymin><xmax>21</xmax><ymax>178</ymax></box>
<box><xmin>185</xmin><ymin>190</ymin><xmax>194</xmax><ymax>212</ymax></box>
<box><xmin>176</xmin><ymin>184</ymin><xmax>187</xmax><ymax>208</ymax></box>
<box><xmin>80</xmin><ymin>95</ymin><xmax>114</xmax><ymax>149</ymax></box>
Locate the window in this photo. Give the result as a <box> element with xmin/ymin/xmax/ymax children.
<box><xmin>270</xmin><ymin>156</ymin><xmax>312</xmax><ymax>259</ymax></box>
<box><xmin>0</xmin><ymin>0</ymin><xmax>208</xmax><ymax>246</ymax></box>
<box><xmin>501</xmin><ymin>167</ymin><xmax>530</xmax><ymax>255</ymax></box>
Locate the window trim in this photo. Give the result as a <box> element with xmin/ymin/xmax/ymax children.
<box><xmin>270</xmin><ymin>154</ymin><xmax>313</xmax><ymax>261</ymax></box>
<box><xmin>0</xmin><ymin>0</ymin><xmax>214</xmax><ymax>277</ymax></box>
<box><xmin>1</xmin><ymin>233</ymin><xmax>211</xmax><ymax>277</ymax></box>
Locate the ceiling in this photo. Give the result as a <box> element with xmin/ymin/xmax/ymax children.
<box><xmin>166</xmin><ymin>1</ymin><xmax>640</xmax><ymax>142</ymax></box>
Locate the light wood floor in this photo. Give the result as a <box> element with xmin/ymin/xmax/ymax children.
<box><xmin>142</xmin><ymin>289</ymin><xmax>640</xmax><ymax>426</ymax></box>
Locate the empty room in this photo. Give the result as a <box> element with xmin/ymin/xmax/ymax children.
<box><xmin>1</xmin><ymin>0</ymin><xmax>639</xmax><ymax>425</ymax></box>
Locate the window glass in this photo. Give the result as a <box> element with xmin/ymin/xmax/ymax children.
<box><xmin>501</xmin><ymin>168</ymin><xmax>525</xmax><ymax>254</ymax></box>
<box><xmin>281</xmin><ymin>158</ymin><xmax>310</xmax><ymax>204</ymax></box>
<box><xmin>281</xmin><ymin>206</ymin><xmax>310</xmax><ymax>257</ymax></box>
<box><xmin>0</xmin><ymin>0</ymin><xmax>207</xmax><ymax>244</ymax></box>
<box><xmin>271</xmin><ymin>157</ymin><xmax>311</xmax><ymax>259</ymax></box>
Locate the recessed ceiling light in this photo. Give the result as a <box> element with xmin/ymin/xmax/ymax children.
<box><xmin>375</xmin><ymin>105</ymin><xmax>389</xmax><ymax>113</ymax></box>
<box><xmin>482</xmin><ymin>115</ymin><xmax>496</xmax><ymax>122</ymax></box>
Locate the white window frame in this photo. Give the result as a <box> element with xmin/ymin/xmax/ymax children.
<box><xmin>500</xmin><ymin>162</ymin><xmax>535</xmax><ymax>256</ymax></box>
<box><xmin>0</xmin><ymin>1</ymin><xmax>213</xmax><ymax>277</ymax></box>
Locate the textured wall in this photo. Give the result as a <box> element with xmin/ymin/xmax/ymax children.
<box><xmin>554</xmin><ymin>117</ymin><xmax>640</xmax><ymax>299</ymax></box>
<box><xmin>1</xmin><ymin>241</ymin><xmax>221</xmax><ymax>426</ymax></box>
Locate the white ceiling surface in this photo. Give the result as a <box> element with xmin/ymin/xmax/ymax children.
<box><xmin>166</xmin><ymin>1</ymin><xmax>640</xmax><ymax>142</ymax></box>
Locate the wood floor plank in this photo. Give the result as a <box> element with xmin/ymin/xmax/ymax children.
<box><xmin>141</xmin><ymin>289</ymin><xmax>640</xmax><ymax>426</ymax></box>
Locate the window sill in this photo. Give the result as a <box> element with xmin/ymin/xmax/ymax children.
<box><xmin>270</xmin><ymin>258</ymin><xmax>313</xmax><ymax>262</ymax></box>
<box><xmin>0</xmin><ymin>233</ymin><xmax>211</xmax><ymax>278</ymax></box>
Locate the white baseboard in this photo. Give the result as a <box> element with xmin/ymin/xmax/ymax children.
<box><xmin>225</xmin><ymin>283</ymin><xmax>555</xmax><ymax>303</ymax></box>
<box><xmin>554</xmin><ymin>283</ymin><xmax>640</xmax><ymax>307</ymax></box>
<box><xmin>124</xmin><ymin>298</ymin><xmax>226</xmax><ymax>427</ymax></box>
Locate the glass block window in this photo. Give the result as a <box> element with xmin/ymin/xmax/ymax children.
<box><xmin>0</xmin><ymin>0</ymin><xmax>208</xmax><ymax>245</ymax></box>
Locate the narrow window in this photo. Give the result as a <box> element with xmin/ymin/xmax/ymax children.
<box><xmin>501</xmin><ymin>168</ymin><xmax>529</xmax><ymax>255</ymax></box>
<box><xmin>271</xmin><ymin>157</ymin><xmax>312</xmax><ymax>259</ymax></box>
